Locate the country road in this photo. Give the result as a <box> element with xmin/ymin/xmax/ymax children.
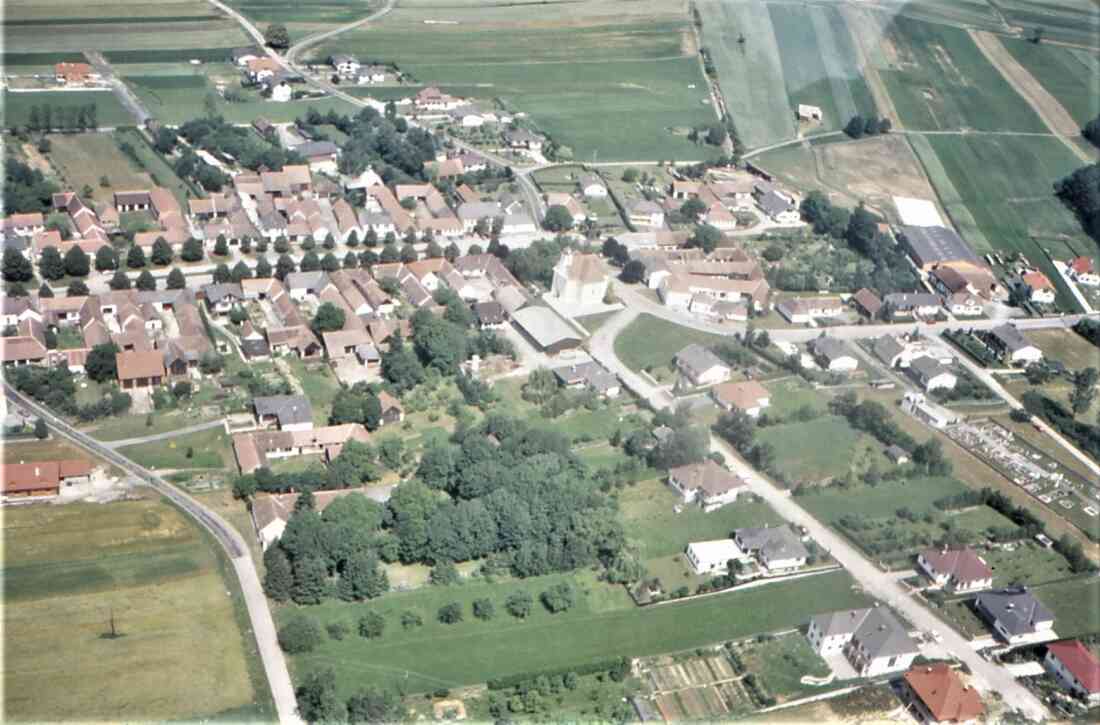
<box><xmin>2</xmin><ymin>383</ymin><xmax>304</xmax><ymax>725</ymax></box>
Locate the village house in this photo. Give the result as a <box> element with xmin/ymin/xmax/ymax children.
<box><xmin>201</xmin><ymin>283</ymin><xmax>243</xmax><ymax>316</ymax></box>
<box><xmin>898</xmin><ymin>226</ymin><xmax>982</xmax><ymax>272</ymax></box>
<box><xmin>2</xmin><ymin>212</ymin><xmax>45</xmax><ymax>237</ymax></box>
<box><xmin>1068</xmin><ymin>257</ymin><xmax>1099</xmax><ymax>286</ymax></box>
<box><xmin>0</xmin><ymin>318</ymin><xmax>49</xmax><ymax>367</ymax></box>
<box><xmin>852</xmin><ymin>288</ymin><xmax>884</xmax><ymax>319</ymax></box>
<box><xmin>776</xmin><ymin>296</ymin><xmax>844</xmax><ymax>324</ymax></box>
<box><xmin>628</xmin><ymin>200</ymin><xmax>665</xmax><ymax>229</ymax></box>
<box><xmin>2</xmin><ymin>459</ymin><xmax>93</xmax><ymax>500</ymax></box>
<box><xmin>884</xmin><ymin>292</ymin><xmax>943</xmax><ymax>320</ymax></box>
<box><xmin>901</xmin><ymin>664</ymin><xmax>985</xmax><ymax>724</ymax></box>
<box><xmin>378</xmin><ymin>390</ymin><xmax>405</xmax><ymax>426</ymax></box>
<box><xmin>685</xmin><ymin>539</ymin><xmax>744</xmax><ymax>575</ymax></box>
<box><xmin>329</xmin><ymin>54</ymin><xmax>360</xmax><ymax>78</ymax></box>
<box><xmin>809</xmin><ymin>337</ymin><xmax>859</xmax><ymax>373</ymax></box>
<box><xmin>116</xmin><ymin>350</ymin><xmax>166</xmax><ymax>389</ymax></box>
<box><xmin>733</xmin><ymin>526</ymin><xmax>809</xmax><ymax>572</ymax></box>
<box><xmin>246</xmin><ymin>57</ymin><xmax>282</xmax><ymax>84</ymax></box>
<box><xmin>986</xmin><ymin>324</ymin><xmax>1043</xmax><ymax>366</ymax></box>
<box><xmin>579</xmin><ymin>174</ymin><xmax>607</xmax><ymax>198</ymax></box>
<box><xmin>551</xmin><ymin>252</ymin><xmax>608</xmax><ymax>305</ymax></box>
<box><xmin>251</xmin><ymin>488</ymin><xmax>368</xmax><ymax>550</ymax></box>
<box><xmin>253</xmin><ymin>395</ymin><xmax>314</xmax><ymax>432</ymax></box>
<box><xmin>806</xmin><ymin>606</ymin><xmax>919</xmax><ymax>677</ymax></box>
<box><xmin>974</xmin><ymin>587</ymin><xmax>1055</xmax><ymax>644</ymax></box>
<box><xmin>503</xmin><ymin>128</ymin><xmax>543</xmax><ymax>152</ymax></box>
<box><xmin>55</xmin><ymin>62</ymin><xmax>99</xmax><ymax>86</ymax></box>
<box><xmin>667</xmin><ymin>460</ymin><xmax>746</xmax><ymax>511</ymax></box>
<box><xmin>917</xmin><ymin>547</ymin><xmax>993</xmax><ymax>593</ymax></box>
<box><xmin>1043</xmin><ymin>640</ymin><xmax>1100</xmax><ymax>706</ymax></box>
<box><xmin>1021</xmin><ymin>271</ymin><xmax>1056</xmax><ymax>304</ymax></box>
<box><xmin>674</xmin><ymin>344</ymin><xmax>730</xmax><ymax>387</ymax></box>
<box><xmin>545</xmin><ymin>192</ymin><xmax>588</xmax><ymax>225</ymax></box>
<box><xmin>552</xmin><ymin>360</ymin><xmax>620</xmax><ymax>399</ymax></box>
<box><xmin>414</xmin><ymin>86</ymin><xmax>463</xmax><ymax>112</ymax></box>
<box><xmin>757</xmin><ymin>189</ymin><xmax>800</xmax><ymax>224</ymax></box>
<box><xmin>797</xmin><ymin>104</ymin><xmax>823</xmax><ymax>122</ymax></box>
<box><xmin>232</xmin><ymin>423</ymin><xmax>371</xmax><ymax>474</ymax></box>
<box><xmin>908</xmin><ymin>356</ymin><xmax>957</xmax><ymax>391</ymax></box>
<box><xmin>710</xmin><ymin>380</ymin><xmax>770</xmax><ymax>417</ymax></box>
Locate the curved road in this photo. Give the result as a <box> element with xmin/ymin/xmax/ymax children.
<box><xmin>285</xmin><ymin>0</ymin><xmax>396</xmax><ymax>66</ymax></box>
<box><xmin>2</xmin><ymin>383</ymin><xmax>304</xmax><ymax>725</ymax></box>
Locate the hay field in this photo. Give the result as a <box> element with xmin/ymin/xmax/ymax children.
<box><xmin>2</xmin><ymin>90</ymin><xmax>134</xmax><ymax>129</ymax></box>
<box><xmin>42</xmin><ymin>133</ymin><xmax>156</xmax><ymax>202</ymax></box>
<box><xmin>2</xmin><ymin>498</ymin><xmax>257</xmax><ymax>721</ymax></box>
<box><xmin>312</xmin><ymin>0</ymin><xmax>718</xmax><ymax>161</ymax></box>
<box><xmin>1002</xmin><ymin>38</ymin><xmax>1100</xmax><ymax>128</ymax></box>
<box><xmin>224</xmin><ymin>0</ymin><xmax>381</xmax><ymax>41</ymax></box>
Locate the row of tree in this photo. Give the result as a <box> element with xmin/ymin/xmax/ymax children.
<box><xmin>844</xmin><ymin>114</ymin><xmax>892</xmax><ymax>139</ymax></box>
<box><xmin>18</xmin><ymin>103</ymin><xmax>99</xmax><ymax>133</ymax></box>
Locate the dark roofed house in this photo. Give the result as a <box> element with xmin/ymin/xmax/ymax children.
<box><xmin>809</xmin><ymin>337</ymin><xmax>858</xmax><ymax>373</ymax></box>
<box><xmin>510</xmin><ymin>306</ymin><xmax>583</xmax><ymax>355</ymax></box>
<box><xmin>474</xmin><ymin>300</ymin><xmax>506</xmax><ymax>328</ymax></box>
<box><xmin>241</xmin><ymin>337</ymin><xmax>271</xmax><ymax>360</ymax></box>
<box><xmin>899</xmin><ymin>226</ymin><xmax>981</xmax><ymax>270</ymax></box>
<box><xmin>884</xmin><ymin>292</ymin><xmax>943</xmax><ymax>319</ymax></box>
<box><xmin>806</xmin><ymin>606</ymin><xmax>919</xmax><ymax>677</ymax></box>
<box><xmin>377</xmin><ymin>390</ymin><xmax>404</xmax><ymax>425</ymax></box>
<box><xmin>253</xmin><ymin>394</ymin><xmax>314</xmax><ymax>432</ymax></box>
<box><xmin>974</xmin><ymin>587</ymin><xmax>1054</xmax><ymax>643</ymax></box>
<box><xmin>852</xmin><ymin>288</ymin><xmax>883</xmax><ymax>319</ymax></box>
<box><xmin>202</xmin><ymin>282</ymin><xmax>243</xmax><ymax>315</ymax></box>
<box><xmin>733</xmin><ymin>526</ymin><xmax>809</xmax><ymax>571</ymax></box>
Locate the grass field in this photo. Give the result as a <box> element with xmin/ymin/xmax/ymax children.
<box><xmin>756</xmin><ymin>416</ymin><xmax>886</xmax><ymax>484</ymax></box>
<box><xmin>112</xmin><ymin>128</ymin><xmax>195</xmax><ymax>205</ymax></box>
<box><xmin>768</xmin><ymin>3</ymin><xmax>876</xmax><ymax>134</ymax></box>
<box><xmin>877</xmin><ymin>15</ymin><xmax>1046</xmax><ymax>132</ymax></box>
<box><xmin>979</xmin><ymin>542</ymin><xmax>1077</xmax><ymax>587</ymax></box>
<box><xmin>1033</xmin><ymin>576</ymin><xmax>1100</xmax><ymax>638</ymax></box>
<box><xmin>2</xmin><ymin>497</ymin><xmax>258</xmax><ymax>721</ymax></box>
<box><xmin>922</xmin><ymin>133</ymin><xmax>1090</xmax><ymax>311</ymax></box>
<box><xmin>997</xmin><ymin>0</ymin><xmax>1100</xmax><ymax>49</ymax></box>
<box><xmin>2</xmin><ymin>437</ymin><xmax>88</xmax><ymax>464</ymax></box>
<box><xmin>696</xmin><ymin>0</ymin><xmax>795</xmax><ymax>149</ymax></box>
<box><xmin>286</xmin><ymin>358</ymin><xmax>342</xmax><ymax>425</ymax></box>
<box><xmin>118</xmin><ymin>427</ymin><xmax>234</xmax><ymax>470</ymax></box>
<box><xmin>798</xmin><ymin>476</ymin><xmax>967</xmax><ymax>522</ymax></box>
<box><xmin>224</xmin><ymin>0</ymin><xmax>376</xmax><ymax>41</ymax></box>
<box><xmin>279</xmin><ymin>568</ymin><xmax>870</xmax><ymax>698</ymax></box>
<box><xmin>2</xmin><ymin>90</ymin><xmax>134</xmax><ymax>129</ymax></box>
<box><xmin>614</xmin><ymin>313</ymin><xmax>729</xmax><ymax>372</ymax></box>
<box><xmin>309</xmin><ymin>0</ymin><xmax>718</xmax><ymax>161</ymax></box>
<box><xmin>907</xmin><ymin>134</ymin><xmax>995</xmax><ymax>254</ymax></box>
<box><xmin>1001</xmin><ymin>38</ymin><xmax>1099</xmax><ymax>128</ymax></box>
<box><xmin>735</xmin><ymin>634</ymin><xmax>831</xmax><ymax>704</ymax></box>
<box><xmin>619</xmin><ymin>477</ymin><xmax>784</xmax><ymax>559</ymax></box>
<box><xmin>39</xmin><ymin>132</ymin><xmax>172</xmax><ymax>206</ymax></box>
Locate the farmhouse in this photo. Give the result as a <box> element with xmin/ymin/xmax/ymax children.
<box><xmin>1021</xmin><ymin>271</ymin><xmax>1056</xmax><ymax>304</ymax></box>
<box><xmin>330</xmin><ymin>54</ymin><xmax>360</xmax><ymax>77</ymax></box>
<box><xmin>253</xmin><ymin>395</ymin><xmax>314</xmax><ymax>432</ymax></box>
<box><xmin>232</xmin><ymin>423</ymin><xmax>371</xmax><ymax>474</ymax></box>
<box><xmin>667</xmin><ymin>460</ymin><xmax>746</xmax><ymax>511</ymax></box>
<box><xmin>685</xmin><ymin>539</ymin><xmax>745</xmax><ymax>575</ymax></box>
<box><xmin>733</xmin><ymin>526</ymin><xmax>808</xmax><ymax>572</ymax></box>
<box><xmin>2</xmin><ymin>212</ymin><xmax>45</xmax><ymax>236</ymax></box>
<box><xmin>510</xmin><ymin>307</ymin><xmax>583</xmax><ymax>355</ymax></box>
<box><xmin>898</xmin><ymin>226</ymin><xmax>981</xmax><ymax>271</ymax></box>
<box><xmin>884</xmin><ymin>292</ymin><xmax>943</xmax><ymax>319</ymax></box>
<box><xmin>503</xmin><ymin>128</ymin><xmax>543</xmax><ymax>151</ymax></box>
<box><xmin>806</xmin><ymin>606</ymin><xmax>919</xmax><ymax>677</ymax></box>
<box><xmin>917</xmin><ymin>547</ymin><xmax>993</xmax><ymax>593</ymax></box>
<box><xmin>0</xmin><ymin>318</ymin><xmax>49</xmax><ymax>367</ymax></box>
<box><xmin>674</xmin><ymin>344</ymin><xmax>730</xmax><ymax>387</ymax></box>
<box><xmin>908</xmin><ymin>356</ymin><xmax>957</xmax><ymax>391</ymax></box>
<box><xmin>1043</xmin><ymin>640</ymin><xmax>1100</xmax><ymax>706</ymax></box>
<box><xmin>579</xmin><ymin>174</ymin><xmax>607</xmax><ymax>198</ymax></box>
<box><xmin>55</xmin><ymin>62</ymin><xmax>98</xmax><ymax>86</ymax></box>
<box><xmin>852</xmin><ymin>288</ymin><xmax>883</xmax><ymax>319</ymax></box>
<box><xmin>901</xmin><ymin>392</ymin><xmax>958</xmax><ymax>429</ymax></box>
<box><xmin>776</xmin><ymin>296</ymin><xmax>844</xmax><ymax>324</ymax></box>
<box><xmin>2</xmin><ymin>460</ymin><xmax>93</xmax><ymax>500</ymax></box>
<box><xmin>974</xmin><ymin>588</ymin><xmax>1054</xmax><ymax>644</ymax></box>
<box><xmin>809</xmin><ymin>337</ymin><xmax>858</xmax><ymax>373</ymax></box>
<box><xmin>986</xmin><ymin>324</ymin><xmax>1043</xmax><ymax>366</ymax></box>
<box><xmin>552</xmin><ymin>360</ymin><xmax>620</xmax><ymax>398</ymax></box>
<box><xmin>710</xmin><ymin>380</ymin><xmax>770</xmax><ymax>417</ymax></box>
<box><xmin>901</xmin><ymin>664</ymin><xmax>985</xmax><ymax>724</ymax></box>
<box><xmin>551</xmin><ymin>252</ymin><xmax>607</xmax><ymax>305</ymax></box>
<box><xmin>1068</xmin><ymin>257</ymin><xmax>1099</xmax><ymax>286</ymax></box>
<box><xmin>628</xmin><ymin>200</ymin><xmax>665</xmax><ymax>229</ymax></box>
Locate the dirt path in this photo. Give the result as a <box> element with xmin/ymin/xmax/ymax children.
<box><xmin>841</xmin><ymin>4</ymin><xmax>902</xmax><ymax>129</ymax></box>
<box><xmin>969</xmin><ymin>30</ymin><xmax>1090</xmax><ymax>162</ymax></box>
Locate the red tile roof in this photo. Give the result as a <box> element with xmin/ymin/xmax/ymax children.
<box><xmin>1070</xmin><ymin>256</ymin><xmax>1095</xmax><ymax>275</ymax></box>
<box><xmin>115</xmin><ymin>350</ymin><xmax>165</xmax><ymax>381</ymax></box>
<box><xmin>2</xmin><ymin>460</ymin><xmax>91</xmax><ymax>494</ymax></box>
<box><xmin>1047</xmin><ymin>640</ymin><xmax>1100</xmax><ymax>694</ymax></box>
<box><xmin>920</xmin><ymin>547</ymin><xmax>993</xmax><ymax>585</ymax></box>
<box><xmin>904</xmin><ymin>664</ymin><xmax>984</xmax><ymax>723</ymax></box>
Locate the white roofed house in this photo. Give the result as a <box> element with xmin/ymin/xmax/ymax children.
<box><xmin>578</xmin><ymin>174</ymin><xmax>607</xmax><ymax>198</ymax></box>
<box><xmin>201</xmin><ymin>282</ymin><xmax>244</xmax><ymax>316</ymax></box>
<box><xmin>797</xmin><ymin>104</ymin><xmax>823</xmax><ymax>121</ymax></box>
<box><xmin>629</xmin><ymin>200</ymin><xmax>665</xmax><ymax>229</ymax></box>
<box><xmin>551</xmin><ymin>252</ymin><xmax>608</xmax><ymax>306</ymax></box>
<box><xmin>757</xmin><ymin>189</ymin><xmax>800</xmax><ymax>224</ymax></box>
<box><xmin>503</xmin><ymin>128</ymin><xmax>543</xmax><ymax>151</ymax></box>
<box><xmin>667</xmin><ymin>460</ymin><xmax>747</xmax><ymax>512</ymax></box>
<box><xmin>457</xmin><ymin>201</ymin><xmax>503</xmax><ymax>233</ymax></box>
<box><xmin>685</xmin><ymin>539</ymin><xmax>748</xmax><ymax>575</ymax></box>
<box><xmin>776</xmin><ymin>296</ymin><xmax>844</xmax><ymax>324</ymax></box>
<box><xmin>330</xmin><ymin>54</ymin><xmax>360</xmax><ymax>78</ymax></box>
<box><xmin>675</xmin><ymin>344</ymin><xmax>731</xmax><ymax>387</ymax></box>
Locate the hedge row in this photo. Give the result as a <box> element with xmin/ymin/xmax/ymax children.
<box><xmin>487</xmin><ymin>657</ymin><xmax>629</xmax><ymax>691</ymax></box>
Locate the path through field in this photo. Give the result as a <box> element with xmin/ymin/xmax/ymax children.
<box><xmin>969</xmin><ymin>30</ymin><xmax>1092</xmax><ymax>163</ymax></box>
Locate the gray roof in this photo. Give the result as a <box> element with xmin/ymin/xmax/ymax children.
<box><xmin>676</xmin><ymin>343</ymin><xmax>726</xmax><ymax>378</ymax></box>
<box><xmin>734</xmin><ymin>526</ymin><xmax>809</xmax><ymax>562</ymax></box>
<box><xmin>284</xmin><ymin>271</ymin><xmax>328</xmax><ymax>292</ymax></box>
<box><xmin>989</xmin><ymin>323</ymin><xmax>1033</xmax><ymax>353</ymax></box>
<box><xmin>457</xmin><ymin>201</ymin><xmax>502</xmax><ymax>220</ymax></box>
<box><xmin>511</xmin><ymin>306</ymin><xmax>582</xmax><ymax>350</ymax></box>
<box><xmin>885</xmin><ymin>444</ymin><xmax>909</xmax><ymax>461</ymax></box>
<box><xmin>202</xmin><ymin>282</ymin><xmax>242</xmax><ymax>304</ymax></box>
<box><xmin>884</xmin><ymin>292</ymin><xmax>942</xmax><ymax>310</ymax></box>
<box><xmin>494</xmin><ymin>285</ymin><xmax>527</xmax><ymax>314</ymax></box>
<box><xmin>975</xmin><ymin>588</ymin><xmax>1054</xmax><ymax>636</ymax></box>
<box><xmin>759</xmin><ymin>190</ymin><xmax>794</xmax><ymax>218</ymax></box>
<box><xmin>899</xmin><ymin>226</ymin><xmax>981</xmax><ymax>267</ymax></box>
<box><xmin>355</xmin><ymin>342</ymin><xmax>380</xmax><ymax>362</ymax></box>
<box><xmin>253</xmin><ymin>394</ymin><xmax>313</xmax><ymax>427</ymax></box>
<box><xmin>552</xmin><ymin>360</ymin><xmax>616</xmax><ymax>392</ymax></box>
<box><xmin>909</xmin><ymin>355</ymin><xmax>949</xmax><ymax>381</ymax></box>
<box><xmin>330</xmin><ymin>54</ymin><xmax>358</xmax><ymax>65</ymax></box>
<box><xmin>240</xmin><ymin>338</ymin><xmax>270</xmax><ymax>358</ymax></box>
<box><xmin>872</xmin><ymin>335</ymin><xmax>906</xmax><ymax>365</ymax></box>
<box><xmin>810</xmin><ymin>607</ymin><xmax>917</xmax><ymax>659</ymax></box>
<box><xmin>474</xmin><ymin>300</ymin><xmax>505</xmax><ymax>325</ymax></box>
<box><xmin>809</xmin><ymin>336</ymin><xmax>852</xmax><ymax>362</ymax></box>
<box><xmin>631</xmin><ymin>199</ymin><xmax>663</xmax><ymax>215</ymax></box>
<box><xmin>295</xmin><ymin>141</ymin><xmax>340</xmax><ymax>159</ymax></box>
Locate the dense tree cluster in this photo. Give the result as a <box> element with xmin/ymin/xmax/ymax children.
<box><xmin>1055</xmin><ymin>162</ymin><xmax>1100</xmax><ymax>241</ymax></box>
<box><xmin>4</xmin><ymin>158</ymin><xmax>59</xmax><ymax>214</ymax></box>
<box><xmin>17</xmin><ymin>103</ymin><xmax>99</xmax><ymax>133</ymax></box>
<box><xmin>1075</xmin><ymin>318</ymin><xmax>1100</xmax><ymax>349</ymax></box>
<box><xmin>6</xmin><ymin>363</ymin><xmax>130</xmax><ymax>422</ymax></box>
<box><xmin>178</xmin><ymin>116</ymin><xmax>299</xmax><ymax>172</ymax></box>
<box><xmin>292</xmin><ymin>107</ymin><xmax>437</xmax><ymax>181</ymax></box>
<box><xmin>1022</xmin><ymin>391</ymin><xmax>1100</xmax><ymax>462</ymax></box>
<box><xmin>844</xmin><ymin>115</ymin><xmax>892</xmax><ymax>139</ymax></box>
<box><xmin>504</xmin><ymin>239</ymin><xmax>564</xmax><ymax>287</ymax></box>
<box><xmin>828</xmin><ymin>391</ymin><xmax>951</xmax><ymax>475</ymax></box>
<box><xmin>1084</xmin><ymin>115</ymin><xmax>1100</xmax><ymax>149</ymax></box>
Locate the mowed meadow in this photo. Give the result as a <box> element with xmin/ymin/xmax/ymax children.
<box><xmin>2</xmin><ymin>497</ymin><xmax>266</xmax><ymax>721</ymax></box>
<box><xmin>309</xmin><ymin>0</ymin><xmax>720</xmax><ymax>161</ymax></box>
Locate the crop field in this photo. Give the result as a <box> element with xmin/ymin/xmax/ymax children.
<box><xmin>124</xmin><ymin>74</ymin><xmax>358</xmax><ymax>124</ymax></box>
<box><xmin>876</xmin><ymin>15</ymin><xmax>1046</xmax><ymax>133</ymax></box>
<box><xmin>695</xmin><ymin>0</ymin><xmax>794</xmax><ymax>149</ymax></box>
<box><xmin>315</xmin><ymin>0</ymin><xmax>718</xmax><ymax>161</ymax></box>
<box><xmin>996</xmin><ymin>0</ymin><xmax>1100</xmax><ymax>49</ymax></box>
<box><xmin>224</xmin><ymin>0</ymin><xmax>377</xmax><ymax>41</ymax></box>
<box><xmin>923</xmin><ymin>134</ymin><xmax>1089</xmax><ymax>311</ymax></box>
<box><xmin>767</xmin><ymin>3</ymin><xmax>877</xmax><ymax>134</ymax></box>
<box><xmin>41</xmin><ymin>132</ymin><xmax>154</xmax><ymax>200</ymax></box>
<box><xmin>2</xmin><ymin>497</ymin><xmax>259</xmax><ymax>721</ymax></box>
<box><xmin>279</xmin><ymin>568</ymin><xmax>870</xmax><ymax>698</ymax></box>
<box><xmin>2</xmin><ymin>90</ymin><xmax>134</xmax><ymax>129</ymax></box>
<box><xmin>3</xmin><ymin>0</ymin><xmax>249</xmax><ymax>54</ymax></box>
<box><xmin>1002</xmin><ymin>38</ymin><xmax>1100</xmax><ymax>128</ymax></box>
<box><xmin>620</xmin><ymin>477</ymin><xmax>784</xmax><ymax>559</ymax></box>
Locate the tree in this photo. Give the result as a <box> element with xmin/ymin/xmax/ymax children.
<box><xmin>278</xmin><ymin>614</ymin><xmax>322</xmax><ymax>654</ymax></box>
<box><xmin>85</xmin><ymin>344</ymin><xmax>120</xmax><ymax>383</ymax></box>
<box><xmin>381</xmin><ymin>334</ymin><xmax>426</xmax><ymax>392</ymax></box>
<box><xmin>212</xmin><ymin>263</ymin><xmax>232</xmax><ymax>284</ymax></box>
<box><xmin>845</xmin><ymin>115</ymin><xmax>866</xmax><ymax>139</ymax></box>
<box><xmin>437</xmin><ymin>602</ymin><xmax>463</xmax><ymax>624</ymax></box>
<box><xmin>38</xmin><ymin>283</ymin><xmax>53</xmax><ymax>298</ymax></box>
<box><xmin>265</xmin><ymin>23</ymin><xmax>290</xmax><ymax>49</ymax></box>
<box><xmin>412</xmin><ymin>311</ymin><xmax>468</xmax><ymax>374</ymax></box>
<box><xmin>622</xmin><ymin>168</ymin><xmax>639</xmax><ymax>183</ymax></box>
<box><xmin>863</xmin><ymin>116</ymin><xmax>880</xmax><ymax>136</ymax></box>
<box><xmin>401</xmin><ymin>610</ymin><xmax>423</xmax><ymax>629</ymax></box>
<box><xmin>172</xmin><ymin>381</ymin><xmax>192</xmax><ymax>399</ymax></box>
<box><xmin>1071</xmin><ymin>367</ymin><xmax>1098</xmax><ymax>415</ymax></box>
<box><xmin>688</xmin><ymin>223</ymin><xmax>722</xmax><ymax>254</ymax></box>
<box><xmin>108</xmin><ymin>269</ymin><xmax>132</xmax><ymax>290</ymax></box>
<box><xmin>135</xmin><ymin>270</ymin><xmax>157</xmax><ymax>291</ymax></box>
<box><xmin>296</xmin><ymin>667</ymin><xmax>345</xmax><ymax>724</ymax></box>
<box><xmin>343</xmin><ymin>251</ymin><xmax>358</xmax><ymax>269</ymax></box>
<box><xmin>339</xmin><ymin>552</ymin><xmax>388</xmax><ymax>601</ymax></box>
<box><xmin>276</xmin><ymin>254</ymin><xmax>297</xmax><ymax>280</ymax></box>
<box><xmin>62</xmin><ymin>245</ymin><xmax>90</xmax><ymax>277</ymax></box>
<box><xmin>94</xmin><ymin>244</ymin><xmax>118</xmax><ymax>271</ymax></box>
<box><xmin>66</xmin><ymin>280</ymin><xmax>89</xmax><ymax>297</ymax></box>
<box><xmin>347</xmin><ymin>687</ymin><xmax>399</xmax><ymax>723</ymax></box>
<box><xmin>39</xmin><ymin>246</ymin><xmax>65</xmax><ymax>280</ymax></box>
<box><xmin>300</xmin><ymin>251</ymin><xmax>321</xmax><ymax>272</ymax></box>
<box><xmin>619</xmin><ymin>259</ymin><xmax>646</xmax><ymax>284</ymax></box>
<box><xmin>151</xmin><ymin>238</ymin><xmax>173</xmax><ymax>266</ymax></box>
<box><xmin>214</xmin><ymin>235</ymin><xmax>229</xmax><ymax>257</ymax></box>
<box><xmin>321</xmin><ymin>252</ymin><xmax>340</xmax><ymax>272</ymax></box>
<box><xmin>543</xmin><ymin>204</ymin><xmax>574</xmax><ymax>232</ymax></box>
<box><xmin>358</xmin><ymin>611</ymin><xmax>386</xmax><ymax>639</ymax></box>
<box><xmin>2</xmin><ymin>248</ymin><xmax>33</xmax><ymax>282</ymax></box>
<box><xmin>400</xmin><ymin>243</ymin><xmax>418</xmax><ymax>263</ymax></box>
<box><xmin>256</xmin><ymin>257</ymin><xmax>273</xmax><ymax>278</ymax></box>
<box><xmin>311</xmin><ymin>302</ymin><xmax>346</xmax><ymax>334</ymax></box>
<box><xmin>680</xmin><ymin>197</ymin><xmax>706</xmax><ymax>222</ymax></box>
<box><xmin>180</xmin><ymin>237</ymin><xmax>204</xmax><ymax>262</ymax></box>
<box><xmin>505</xmin><ymin>590</ymin><xmax>533</xmax><ymax>619</ymax></box>
<box><xmin>232</xmin><ymin>260</ymin><xmax>252</xmax><ymax>282</ymax></box>
<box><xmin>126</xmin><ymin>244</ymin><xmax>147</xmax><ymax>269</ymax></box>
<box><xmin>473</xmin><ymin>598</ymin><xmax>495</xmax><ymax>620</ymax></box>
<box><xmin>263</xmin><ymin>546</ymin><xmax>294</xmax><ymax>601</ymax></box>
<box><xmin>430</xmin><ymin>559</ymin><xmax>460</xmax><ymax>586</ymax></box>
<box><xmin>34</xmin><ymin>417</ymin><xmax>48</xmax><ymax>440</ymax></box>
<box><xmin>705</xmin><ymin>123</ymin><xmax>727</xmax><ymax>146</ymax></box>
<box><xmin>540</xmin><ymin>582</ymin><xmax>576</xmax><ymax>613</ymax></box>
<box><xmin>166</xmin><ymin>267</ymin><xmax>186</xmax><ymax>289</ymax></box>
<box><xmin>426</xmin><ymin>240</ymin><xmax>444</xmax><ymax>259</ymax></box>
<box><xmin>291</xmin><ymin>555</ymin><xmax>328</xmax><ymax>605</ymax></box>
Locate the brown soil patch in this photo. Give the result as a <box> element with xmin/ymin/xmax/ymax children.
<box><xmin>21</xmin><ymin>142</ymin><xmax>53</xmax><ymax>175</ymax></box>
<box><xmin>970</xmin><ymin>29</ymin><xmax>1088</xmax><ymax>159</ymax></box>
<box><xmin>814</xmin><ymin>134</ymin><xmax>939</xmax><ymax>217</ymax></box>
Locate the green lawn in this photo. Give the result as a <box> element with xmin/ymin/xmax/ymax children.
<box><xmin>285</xmin><ymin>358</ymin><xmax>342</xmax><ymax>425</ymax></box>
<box><xmin>614</xmin><ymin>313</ymin><xmax>730</xmax><ymax>373</ymax></box>
<box><xmin>879</xmin><ymin>15</ymin><xmax>1047</xmax><ymax>132</ymax></box>
<box><xmin>279</xmin><ymin>568</ymin><xmax>871</xmax><ymax>698</ymax></box>
<box><xmin>763</xmin><ymin>379</ymin><xmax>831</xmax><ymax>417</ymax></box>
<box><xmin>2</xmin><ymin>90</ymin><xmax>135</xmax><ymax>129</ymax></box>
<box><xmin>113</xmin><ymin>127</ymin><xmax>195</xmax><ymax>206</ymax></box>
<box><xmin>118</xmin><ymin>427</ymin><xmax>232</xmax><ymax>470</ymax></box>
<box><xmin>619</xmin><ymin>477</ymin><xmax>784</xmax><ymax>559</ymax></box>
<box><xmin>798</xmin><ymin>476</ymin><xmax>967</xmax><ymax>522</ymax></box>
<box><xmin>768</xmin><ymin>3</ymin><xmax>877</xmax><ymax>134</ymax></box>
<box><xmin>979</xmin><ymin>542</ymin><xmax>1077</xmax><ymax>587</ymax></box>
<box><xmin>735</xmin><ymin>633</ymin><xmax>832</xmax><ymax>704</ymax></box>
<box><xmin>89</xmin><ymin>408</ymin><xmax>223</xmax><ymax>441</ymax></box>
<box><xmin>755</xmin><ymin>416</ymin><xmax>886</xmax><ymax>484</ymax></box>
<box><xmin>1033</xmin><ymin>576</ymin><xmax>1100</xmax><ymax>638</ymax></box>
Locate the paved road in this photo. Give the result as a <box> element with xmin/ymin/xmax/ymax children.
<box><xmin>102</xmin><ymin>418</ymin><xmax>227</xmax><ymax>449</ymax></box>
<box><xmin>2</xmin><ymin>384</ymin><xmax>304</xmax><ymax>725</ymax></box>
<box><xmin>83</xmin><ymin>50</ymin><xmax>152</xmax><ymax>126</ymax></box>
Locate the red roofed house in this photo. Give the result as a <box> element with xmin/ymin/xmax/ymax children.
<box><xmin>1044</xmin><ymin>640</ymin><xmax>1100</xmax><ymax>706</ymax></box>
<box><xmin>902</xmin><ymin>664</ymin><xmax>984</xmax><ymax>723</ymax></box>
<box><xmin>668</xmin><ymin>460</ymin><xmax>746</xmax><ymax>511</ymax></box>
<box><xmin>116</xmin><ymin>350</ymin><xmax>166</xmax><ymax>389</ymax></box>
<box><xmin>2</xmin><ymin>460</ymin><xmax>93</xmax><ymax>499</ymax></box>
<box><xmin>55</xmin><ymin>62</ymin><xmax>99</xmax><ymax>86</ymax></box>
<box><xmin>1069</xmin><ymin>257</ymin><xmax>1099</xmax><ymax>287</ymax></box>
<box><xmin>917</xmin><ymin>547</ymin><xmax>993</xmax><ymax>593</ymax></box>
<box><xmin>1022</xmin><ymin>271</ymin><xmax>1055</xmax><ymax>304</ymax></box>
<box><xmin>710</xmin><ymin>380</ymin><xmax>771</xmax><ymax>417</ymax></box>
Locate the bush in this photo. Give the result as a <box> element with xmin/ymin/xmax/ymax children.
<box><xmin>438</xmin><ymin>602</ymin><xmax>463</xmax><ymax>624</ymax></box>
<box><xmin>326</xmin><ymin>621</ymin><xmax>350</xmax><ymax>640</ymax></box>
<box><xmin>277</xmin><ymin>614</ymin><xmax>322</xmax><ymax>654</ymax></box>
<box><xmin>473</xmin><ymin>598</ymin><xmax>495</xmax><ymax>620</ymax></box>
<box><xmin>358</xmin><ymin>611</ymin><xmax>385</xmax><ymax>639</ymax></box>
<box><xmin>540</xmin><ymin>582</ymin><xmax>576</xmax><ymax>613</ymax></box>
